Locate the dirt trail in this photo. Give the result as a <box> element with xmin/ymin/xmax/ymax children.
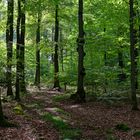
<box><xmin>1</xmin><ymin>87</ymin><xmax>140</xmax><ymax>140</ymax></box>
<box><xmin>25</xmin><ymin>87</ymin><xmax>140</xmax><ymax>140</ymax></box>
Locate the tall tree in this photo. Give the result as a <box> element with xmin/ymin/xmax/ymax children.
<box><xmin>20</xmin><ymin>0</ymin><xmax>26</xmax><ymax>93</ymax></box>
<box><xmin>76</xmin><ymin>0</ymin><xmax>86</xmax><ymax>102</ymax></box>
<box><xmin>6</xmin><ymin>0</ymin><xmax>14</xmax><ymax>96</ymax></box>
<box><xmin>59</xmin><ymin>28</ymin><xmax>64</xmax><ymax>72</ymax></box>
<box><xmin>15</xmin><ymin>0</ymin><xmax>21</xmax><ymax>100</ymax></box>
<box><xmin>35</xmin><ymin>12</ymin><xmax>41</xmax><ymax>88</ymax></box>
<box><xmin>129</xmin><ymin>0</ymin><xmax>138</xmax><ymax>110</ymax></box>
<box><xmin>15</xmin><ymin>0</ymin><xmax>26</xmax><ymax>100</ymax></box>
<box><xmin>53</xmin><ymin>4</ymin><xmax>60</xmax><ymax>89</ymax></box>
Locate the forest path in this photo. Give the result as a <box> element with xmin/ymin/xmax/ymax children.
<box><xmin>0</xmin><ymin>87</ymin><xmax>60</xmax><ymax>140</ymax></box>
<box><xmin>25</xmin><ymin>87</ymin><xmax>140</xmax><ymax>140</ymax></box>
<box><xmin>1</xmin><ymin>87</ymin><xmax>140</xmax><ymax>140</ymax></box>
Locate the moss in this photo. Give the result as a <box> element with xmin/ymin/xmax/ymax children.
<box><xmin>133</xmin><ymin>131</ymin><xmax>140</xmax><ymax>137</ymax></box>
<box><xmin>115</xmin><ymin>123</ymin><xmax>131</xmax><ymax>132</ymax></box>
<box><xmin>13</xmin><ymin>104</ymin><xmax>24</xmax><ymax>115</ymax></box>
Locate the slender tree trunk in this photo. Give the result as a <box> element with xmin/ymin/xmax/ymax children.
<box><xmin>53</xmin><ymin>4</ymin><xmax>60</xmax><ymax>89</ymax></box>
<box><xmin>51</xmin><ymin>27</ymin><xmax>54</xmax><ymax>63</ymax></box>
<box><xmin>15</xmin><ymin>0</ymin><xmax>21</xmax><ymax>101</ymax></box>
<box><xmin>6</xmin><ymin>0</ymin><xmax>14</xmax><ymax>96</ymax></box>
<box><xmin>103</xmin><ymin>28</ymin><xmax>107</xmax><ymax>93</ymax></box>
<box><xmin>35</xmin><ymin>13</ymin><xmax>41</xmax><ymax>88</ymax></box>
<box><xmin>134</xmin><ymin>40</ymin><xmax>138</xmax><ymax>89</ymax></box>
<box><xmin>129</xmin><ymin>0</ymin><xmax>138</xmax><ymax>110</ymax></box>
<box><xmin>59</xmin><ymin>28</ymin><xmax>64</xmax><ymax>72</ymax></box>
<box><xmin>20</xmin><ymin>0</ymin><xmax>26</xmax><ymax>93</ymax></box>
<box><xmin>15</xmin><ymin>0</ymin><xmax>26</xmax><ymax>100</ymax></box>
<box><xmin>76</xmin><ymin>0</ymin><xmax>86</xmax><ymax>102</ymax></box>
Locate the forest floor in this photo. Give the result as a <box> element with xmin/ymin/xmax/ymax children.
<box><xmin>0</xmin><ymin>87</ymin><xmax>140</xmax><ymax>140</ymax></box>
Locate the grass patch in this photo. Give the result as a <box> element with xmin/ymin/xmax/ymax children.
<box><xmin>26</xmin><ymin>102</ymin><xmax>43</xmax><ymax>109</ymax></box>
<box><xmin>55</xmin><ymin>108</ymin><xmax>70</xmax><ymax>117</ymax></box>
<box><xmin>42</xmin><ymin>112</ymin><xmax>81</xmax><ymax>139</ymax></box>
<box><xmin>106</xmin><ymin>134</ymin><xmax>117</xmax><ymax>140</ymax></box>
<box><xmin>52</xmin><ymin>94</ymin><xmax>70</xmax><ymax>102</ymax></box>
<box><xmin>115</xmin><ymin>123</ymin><xmax>131</xmax><ymax>132</ymax></box>
<box><xmin>106</xmin><ymin>128</ymin><xmax>117</xmax><ymax>140</ymax></box>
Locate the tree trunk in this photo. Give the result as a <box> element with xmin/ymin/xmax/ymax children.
<box><xmin>15</xmin><ymin>0</ymin><xmax>21</xmax><ymax>101</ymax></box>
<box><xmin>134</xmin><ymin>39</ymin><xmax>138</xmax><ymax>89</ymax></box>
<box><xmin>6</xmin><ymin>0</ymin><xmax>14</xmax><ymax>96</ymax></box>
<box><xmin>0</xmin><ymin>88</ymin><xmax>4</xmax><ymax>122</ymax></box>
<box><xmin>20</xmin><ymin>0</ymin><xmax>26</xmax><ymax>93</ymax></box>
<box><xmin>15</xmin><ymin>0</ymin><xmax>26</xmax><ymax>100</ymax></box>
<box><xmin>53</xmin><ymin>4</ymin><xmax>60</xmax><ymax>89</ymax></box>
<box><xmin>51</xmin><ymin>27</ymin><xmax>54</xmax><ymax>63</ymax></box>
<box><xmin>35</xmin><ymin>13</ymin><xmax>41</xmax><ymax>89</ymax></box>
<box><xmin>103</xmin><ymin>28</ymin><xmax>107</xmax><ymax>93</ymax></box>
<box><xmin>76</xmin><ymin>0</ymin><xmax>86</xmax><ymax>102</ymax></box>
<box><xmin>129</xmin><ymin>0</ymin><xmax>138</xmax><ymax>110</ymax></box>
<box><xmin>59</xmin><ymin>28</ymin><xmax>64</xmax><ymax>72</ymax></box>
<box><xmin>118</xmin><ymin>46</ymin><xmax>126</xmax><ymax>82</ymax></box>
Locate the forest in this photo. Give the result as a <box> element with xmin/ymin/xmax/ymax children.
<box><xmin>0</xmin><ymin>0</ymin><xmax>140</xmax><ymax>139</ymax></box>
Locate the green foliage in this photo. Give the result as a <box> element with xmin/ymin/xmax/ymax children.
<box><xmin>115</xmin><ymin>123</ymin><xmax>131</xmax><ymax>132</ymax></box>
<box><xmin>97</xmin><ymin>89</ymin><xmax>129</xmax><ymax>105</ymax></box>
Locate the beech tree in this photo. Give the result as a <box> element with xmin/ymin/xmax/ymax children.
<box><xmin>53</xmin><ymin>4</ymin><xmax>60</xmax><ymax>89</ymax></box>
<box><xmin>35</xmin><ymin>12</ymin><xmax>41</xmax><ymax>88</ymax></box>
<box><xmin>76</xmin><ymin>0</ymin><xmax>86</xmax><ymax>102</ymax></box>
<box><xmin>15</xmin><ymin>0</ymin><xmax>26</xmax><ymax>100</ymax></box>
<box><xmin>129</xmin><ymin>0</ymin><xmax>139</xmax><ymax>110</ymax></box>
<box><xmin>6</xmin><ymin>0</ymin><xmax>14</xmax><ymax>96</ymax></box>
